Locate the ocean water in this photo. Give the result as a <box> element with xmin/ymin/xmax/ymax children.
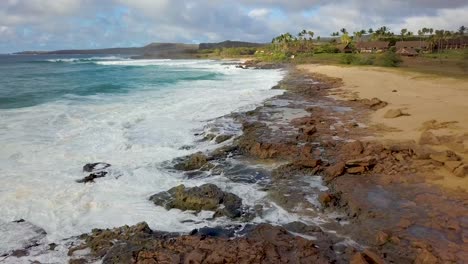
<box><xmin>0</xmin><ymin>55</ymin><xmax>294</xmax><ymax>249</ymax></box>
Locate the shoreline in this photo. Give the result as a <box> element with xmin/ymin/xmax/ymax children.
<box><xmin>3</xmin><ymin>62</ymin><xmax>467</xmax><ymax>263</ymax></box>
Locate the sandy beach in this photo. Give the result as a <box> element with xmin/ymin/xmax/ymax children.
<box><xmin>300</xmin><ymin>64</ymin><xmax>468</xmax><ymax>191</ymax></box>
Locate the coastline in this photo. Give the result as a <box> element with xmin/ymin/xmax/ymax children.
<box><xmin>3</xmin><ymin>62</ymin><xmax>467</xmax><ymax>263</ymax></box>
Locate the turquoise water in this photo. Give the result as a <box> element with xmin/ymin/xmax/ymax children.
<box><xmin>0</xmin><ymin>55</ymin><xmax>288</xmax><ymax>256</ymax></box>
<box><xmin>0</xmin><ymin>55</ymin><xmax>220</xmax><ymax>109</ymax></box>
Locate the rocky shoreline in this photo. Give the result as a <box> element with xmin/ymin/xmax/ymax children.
<box><xmin>3</xmin><ymin>64</ymin><xmax>467</xmax><ymax>263</ymax></box>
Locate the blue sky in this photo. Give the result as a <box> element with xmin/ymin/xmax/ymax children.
<box><xmin>0</xmin><ymin>0</ymin><xmax>467</xmax><ymax>53</ymax></box>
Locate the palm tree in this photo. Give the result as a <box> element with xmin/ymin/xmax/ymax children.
<box><xmin>400</xmin><ymin>28</ymin><xmax>408</xmax><ymax>40</ymax></box>
<box><xmin>307</xmin><ymin>31</ymin><xmax>314</xmax><ymax>40</ymax></box>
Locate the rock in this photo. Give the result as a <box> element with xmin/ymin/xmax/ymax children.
<box><xmin>215</xmin><ymin>134</ymin><xmax>233</xmax><ymax>144</ymax></box>
<box><xmin>375</xmin><ymin>231</ymin><xmax>389</xmax><ymax>246</ymax></box>
<box><xmin>414</xmin><ymin>249</ymin><xmax>438</xmax><ymax>264</ymax></box>
<box><xmin>324</xmin><ymin>162</ymin><xmax>346</xmax><ymax>182</ymax></box>
<box><xmin>362</xmin><ymin>249</ymin><xmax>385</xmax><ymax>264</ymax></box>
<box><xmin>342</xmin><ymin>141</ymin><xmax>364</xmax><ymax>156</ymax></box>
<box><xmin>347</xmin><ymin>166</ymin><xmax>366</xmax><ymax>174</ymax></box>
<box><xmin>444</xmin><ymin>161</ymin><xmax>463</xmax><ymax>172</ymax></box>
<box><xmin>419</xmin><ymin>131</ymin><xmax>440</xmax><ymax>145</ymax></box>
<box><xmin>360</xmin><ymin>98</ymin><xmax>388</xmax><ymax>110</ymax></box>
<box><xmin>300</xmin><ymin>126</ymin><xmax>317</xmax><ymax>135</ymax></box>
<box><xmin>0</xmin><ymin>220</ymin><xmax>47</xmax><ymax>257</ymax></box>
<box><xmin>70</xmin><ymin>223</ymin><xmax>332</xmax><ymax>264</ymax></box>
<box><xmin>149</xmin><ymin>184</ymin><xmax>243</xmax><ymax>218</ymax></box>
<box><xmin>293</xmin><ymin>158</ymin><xmax>321</xmax><ymax>168</ymax></box>
<box><xmin>350</xmin><ymin>253</ymin><xmax>368</xmax><ymax>264</ymax></box>
<box><xmin>318</xmin><ymin>192</ymin><xmax>335</xmax><ymax>207</ymax></box>
<box><xmin>83</xmin><ymin>162</ymin><xmax>111</xmax><ymax>172</ymax></box>
<box><xmin>76</xmin><ymin>171</ymin><xmax>108</xmax><ymax>183</ymax></box>
<box><xmin>203</xmin><ymin>133</ymin><xmax>216</xmax><ymax>141</ymax></box>
<box><xmin>346</xmin><ymin>156</ymin><xmax>377</xmax><ymax>167</ymax></box>
<box><xmin>173</xmin><ymin>152</ymin><xmax>210</xmax><ymax>171</ymax></box>
<box><xmin>283</xmin><ymin>221</ymin><xmax>321</xmax><ymax>234</ymax></box>
<box><xmin>384</xmin><ymin>109</ymin><xmax>407</xmax><ymax>119</ymax></box>
<box><xmin>454</xmin><ymin>164</ymin><xmax>468</xmax><ymax>178</ymax></box>
<box><xmin>429</xmin><ymin>151</ymin><xmax>461</xmax><ymax>163</ymax></box>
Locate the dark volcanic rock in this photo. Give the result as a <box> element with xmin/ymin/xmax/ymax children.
<box><xmin>76</xmin><ymin>171</ymin><xmax>108</xmax><ymax>183</ymax></box>
<box><xmin>83</xmin><ymin>162</ymin><xmax>111</xmax><ymax>173</ymax></box>
<box><xmin>149</xmin><ymin>184</ymin><xmax>243</xmax><ymax>218</ymax></box>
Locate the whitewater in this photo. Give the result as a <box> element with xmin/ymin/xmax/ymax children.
<box><xmin>0</xmin><ymin>55</ymin><xmax>295</xmax><ymax>250</ymax></box>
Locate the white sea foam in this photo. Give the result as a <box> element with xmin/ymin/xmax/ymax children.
<box><xmin>0</xmin><ymin>60</ymin><xmax>291</xmax><ymax>254</ymax></box>
<box><xmin>46</xmin><ymin>56</ymin><xmax>129</xmax><ymax>63</ymax></box>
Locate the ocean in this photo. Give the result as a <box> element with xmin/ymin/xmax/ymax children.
<box><xmin>0</xmin><ymin>55</ymin><xmax>289</xmax><ymax>249</ymax></box>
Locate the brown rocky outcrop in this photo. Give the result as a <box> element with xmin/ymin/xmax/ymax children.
<box><xmin>69</xmin><ymin>223</ymin><xmax>334</xmax><ymax>264</ymax></box>
<box><xmin>149</xmin><ymin>184</ymin><xmax>243</xmax><ymax>218</ymax></box>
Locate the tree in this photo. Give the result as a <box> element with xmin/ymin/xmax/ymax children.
<box><xmin>307</xmin><ymin>31</ymin><xmax>315</xmax><ymax>41</ymax></box>
<box><xmin>459</xmin><ymin>26</ymin><xmax>466</xmax><ymax>35</ymax></box>
<box><xmin>368</xmin><ymin>28</ymin><xmax>374</xmax><ymax>34</ymax></box>
<box><xmin>341</xmin><ymin>33</ymin><xmax>352</xmax><ymax>44</ymax></box>
<box><xmin>400</xmin><ymin>28</ymin><xmax>408</xmax><ymax>40</ymax></box>
<box><xmin>354</xmin><ymin>31</ymin><xmax>363</xmax><ymax>42</ymax></box>
<box><xmin>340</xmin><ymin>28</ymin><xmax>347</xmax><ymax>35</ymax></box>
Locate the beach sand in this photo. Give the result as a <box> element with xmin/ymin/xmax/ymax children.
<box><xmin>300</xmin><ymin>64</ymin><xmax>468</xmax><ymax>191</ymax></box>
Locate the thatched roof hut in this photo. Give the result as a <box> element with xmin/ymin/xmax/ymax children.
<box><xmin>396</xmin><ymin>47</ymin><xmax>419</xmax><ymax>56</ymax></box>
<box><xmin>395</xmin><ymin>41</ymin><xmax>429</xmax><ymax>50</ymax></box>
<box><xmin>356</xmin><ymin>41</ymin><xmax>390</xmax><ymax>52</ymax></box>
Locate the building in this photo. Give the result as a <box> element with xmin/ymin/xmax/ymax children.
<box><xmin>396</xmin><ymin>47</ymin><xmax>419</xmax><ymax>56</ymax></box>
<box><xmin>356</xmin><ymin>41</ymin><xmax>390</xmax><ymax>53</ymax></box>
<box><xmin>337</xmin><ymin>43</ymin><xmax>353</xmax><ymax>53</ymax></box>
<box><xmin>395</xmin><ymin>41</ymin><xmax>429</xmax><ymax>50</ymax></box>
<box><xmin>395</xmin><ymin>41</ymin><xmax>429</xmax><ymax>56</ymax></box>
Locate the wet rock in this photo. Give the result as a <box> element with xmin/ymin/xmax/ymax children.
<box><xmin>383</xmin><ymin>109</ymin><xmax>407</xmax><ymax>119</ymax></box>
<box><xmin>76</xmin><ymin>171</ymin><xmax>108</xmax><ymax>183</ymax></box>
<box><xmin>215</xmin><ymin>134</ymin><xmax>233</xmax><ymax>144</ymax></box>
<box><xmin>419</xmin><ymin>131</ymin><xmax>440</xmax><ymax>145</ymax></box>
<box><xmin>318</xmin><ymin>192</ymin><xmax>336</xmax><ymax>207</ymax></box>
<box><xmin>283</xmin><ymin>221</ymin><xmax>321</xmax><ymax>234</ymax></box>
<box><xmin>346</xmin><ymin>156</ymin><xmax>377</xmax><ymax>167</ymax></box>
<box><xmin>173</xmin><ymin>152</ymin><xmax>211</xmax><ymax>171</ymax></box>
<box><xmin>149</xmin><ymin>184</ymin><xmax>243</xmax><ymax>218</ymax></box>
<box><xmin>324</xmin><ymin>162</ymin><xmax>346</xmax><ymax>182</ymax></box>
<box><xmin>71</xmin><ymin>223</ymin><xmax>333</xmax><ymax>264</ymax></box>
<box><xmin>83</xmin><ymin>162</ymin><xmax>111</xmax><ymax>173</ymax></box>
<box><xmin>0</xmin><ymin>220</ymin><xmax>47</xmax><ymax>257</ymax></box>
<box><xmin>203</xmin><ymin>133</ymin><xmax>216</xmax><ymax>141</ymax></box>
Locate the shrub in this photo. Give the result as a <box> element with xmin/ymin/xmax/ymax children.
<box><xmin>375</xmin><ymin>51</ymin><xmax>402</xmax><ymax>67</ymax></box>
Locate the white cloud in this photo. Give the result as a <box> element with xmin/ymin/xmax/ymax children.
<box><xmin>0</xmin><ymin>0</ymin><xmax>467</xmax><ymax>53</ymax></box>
<box><xmin>248</xmin><ymin>8</ymin><xmax>271</xmax><ymax>19</ymax></box>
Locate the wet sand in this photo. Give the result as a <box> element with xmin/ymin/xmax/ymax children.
<box><xmin>299</xmin><ymin>64</ymin><xmax>468</xmax><ymax>191</ymax></box>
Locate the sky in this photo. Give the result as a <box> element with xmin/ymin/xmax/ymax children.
<box><xmin>0</xmin><ymin>0</ymin><xmax>467</xmax><ymax>53</ymax></box>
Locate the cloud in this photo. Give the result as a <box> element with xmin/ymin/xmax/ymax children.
<box><xmin>248</xmin><ymin>8</ymin><xmax>271</xmax><ymax>19</ymax></box>
<box><xmin>0</xmin><ymin>0</ymin><xmax>467</xmax><ymax>53</ymax></box>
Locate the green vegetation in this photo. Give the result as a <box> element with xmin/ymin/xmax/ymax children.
<box><xmin>197</xmin><ymin>24</ymin><xmax>467</xmax><ymax>76</ymax></box>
